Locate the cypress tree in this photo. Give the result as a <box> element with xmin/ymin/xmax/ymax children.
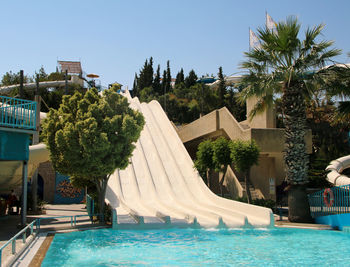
<box><xmin>175</xmin><ymin>68</ymin><xmax>185</xmax><ymax>85</ymax></box>
<box><xmin>166</xmin><ymin>60</ymin><xmax>172</xmax><ymax>92</ymax></box>
<box><xmin>185</xmin><ymin>69</ymin><xmax>198</xmax><ymax>88</ymax></box>
<box><xmin>162</xmin><ymin>69</ymin><xmax>167</xmax><ymax>95</ymax></box>
<box><xmin>132</xmin><ymin>73</ymin><xmax>138</xmax><ymax>97</ymax></box>
<box><xmin>138</xmin><ymin>59</ymin><xmax>149</xmax><ymax>91</ymax></box>
<box><xmin>138</xmin><ymin>57</ymin><xmax>154</xmax><ymax>91</ymax></box>
<box><xmin>147</xmin><ymin>57</ymin><xmax>154</xmax><ymax>86</ymax></box>
<box><xmin>153</xmin><ymin>64</ymin><xmax>161</xmax><ymax>95</ymax></box>
<box><xmin>218</xmin><ymin>66</ymin><xmax>226</xmax><ymax>107</ymax></box>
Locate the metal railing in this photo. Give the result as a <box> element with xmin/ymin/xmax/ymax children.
<box><xmin>0</xmin><ymin>220</ymin><xmax>38</xmax><ymax>267</ymax></box>
<box><xmin>86</xmin><ymin>194</ymin><xmax>94</xmax><ymax>219</ymax></box>
<box><xmin>0</xmin><ymin>212</ymin><xmax>104</xmax><ymax>267</ymax></box>
<box><xmin>0</xmin><ymin>96</ymin><xmax>36</xmax><ymax>130</ymax></box>
<box><xmin>308</xmin><ymin>184</ymin><xmax>350</xmax><ymax>218</ymax></box>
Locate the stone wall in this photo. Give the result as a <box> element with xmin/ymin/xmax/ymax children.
<box><xmin>38</xmin><ymin>161</ymin><xmax>55</xmax><ymax>203</ymax></box>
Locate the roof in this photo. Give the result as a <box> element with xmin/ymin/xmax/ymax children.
<box><xmin>57</xmin><ymin>61</ymin><xmax>82</xmax><ymax>74</ymax></box>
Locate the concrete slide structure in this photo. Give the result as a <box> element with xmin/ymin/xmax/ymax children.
<box><xmin>106</xmin><ymin>91</ymin><xmax>274</xmax><ymax>229</ymax></box>
<box><xmin>326</xmin><ymin>155</ymin><xmax>350</xmax><ymax>186</ymax></box>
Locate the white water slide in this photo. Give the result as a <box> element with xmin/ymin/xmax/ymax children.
<box><xmin>106</xmin><ymin>91</ymin><xmax>273</xmax><ymax>229</ymax></box>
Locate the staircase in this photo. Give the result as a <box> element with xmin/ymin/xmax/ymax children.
<box><xmin>239</xmin><ymin>181</ymin><xmax>263</xmax><ymax>200</ymax></box>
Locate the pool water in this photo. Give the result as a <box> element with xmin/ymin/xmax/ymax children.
<box><xmin>42</xmin><ymin>227</ymin><xmax>350</xmax><ymax>266</ymax></box>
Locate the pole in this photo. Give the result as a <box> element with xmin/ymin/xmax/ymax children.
<box><xmin>21</xmin><ymin>161</ymin><xmax>28</xmax><ymax>227</ymax></box>
<box><xmin>19</xmin><ymin>70</ymin><xmax>24</xmax><ymax>98</ymax></box>
<box><xmin>32</xmin><ymin>75</ymin><xmax>41</xmax><ymax>212</ymax></box>
<box><xmin>65</xmin><ymin>70</ymin><xmax>68</xmax><ymax>95</ymax></box>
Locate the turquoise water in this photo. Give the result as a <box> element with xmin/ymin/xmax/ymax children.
<box><xmin>42</xmin><ymin>228</ymin><xmax>350</xmax><ymax>266</ymax></box>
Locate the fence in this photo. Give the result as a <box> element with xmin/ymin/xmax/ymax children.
<box><xmin>0</xmin><ymin>96</ymin><xmax>36</xmax><ymax>130</ymax></box>
<box><xmin>308</xmin><ymin>184</ymin><xmax>350</xmax><ymax>218</ymax></box>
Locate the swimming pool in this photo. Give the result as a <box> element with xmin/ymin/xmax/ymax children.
<box><xmin>42</xmin><ymin>228</ymin><xmax>350</xmax><ymax>266</ymax></box>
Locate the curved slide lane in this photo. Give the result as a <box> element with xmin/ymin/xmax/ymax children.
<box><xmin>106</xmin><ymin>91</ymin><xmax>274</xmax><ymax>229</ymax></box>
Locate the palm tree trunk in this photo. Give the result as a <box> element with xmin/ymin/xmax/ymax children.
<box><xmin>282</xmin><ymin>84</ymin><xmax>312</xmax><ymax>222</ymax></box>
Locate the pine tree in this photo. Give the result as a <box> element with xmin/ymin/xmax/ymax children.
<box><xmin>175</xmin><ymin>68</ymin><xmax>185</xmax><ymax>85</ymax></box>
<box><xmin>185</xmin><ymin>70</ymin><xmax>198</xmax><ymax>88</ymax></box>
<box><xmin>218</xmin><ymin>66</ymin><xmax>226</xmax><ymax>107</ymax></box>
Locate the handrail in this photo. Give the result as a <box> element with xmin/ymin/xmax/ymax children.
<box><xmin>0</xmin><ymin>213</ymin><xmax>104</xmax><ymax>267</ymax></box>
<box><xmin>0</xmin><ymin>96</ymin><xmax>36</xmax><ymax>130</ymax></box>
<box><xmin>0</xmin><ymin>220</ymin><xmax>38</xmax><ymax>267</ymax></box>
<box><xmin>308</xmin><ymin>184</ymin><xmax>350</xmax><ymax>218</ymax></box>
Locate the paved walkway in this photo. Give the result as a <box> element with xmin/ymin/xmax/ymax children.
<box><xmin>0</xmin><ymin>204</ymin><xmax>100</xmax><ymax>266</ymax></box>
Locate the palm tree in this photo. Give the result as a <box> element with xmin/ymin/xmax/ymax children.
<box><xmin>238</xmin><ymin>16</ymin><xmax>341</xmax><ymax>222</ymax></box>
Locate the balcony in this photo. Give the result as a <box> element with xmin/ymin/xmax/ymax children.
<box><xmin>0</xmin><ymin>96</ymin><xmax>36</xmax><ymax>131</ymax></box>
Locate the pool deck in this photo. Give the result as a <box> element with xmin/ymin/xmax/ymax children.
<box><xmin>0</xmin><ymin>204</ymin><xmax>105</xmax><ymax>267</ymax></box>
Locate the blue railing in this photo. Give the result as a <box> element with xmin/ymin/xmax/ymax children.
<box><xmin>0</xmin><ymin>220</ymin><xmax>38</xmax><ymax>267</ymax></box>
<box><xmin>0</xmin><ymin>96</ymin><xmax>36</xmax><ymax>130</ymax></box>
<box><xmin>308</xmin><ymin>184</ymin><xmax>350</xmax><ymax>218</ymax></box>
<box><xmin>0</xmin><ymin>213</ymin><xmax>104</xmax><ymax>266</ymax></box>
<box><xmin>86</xmin><ymin>194</ymin><xmax>94</xmax><ymax>219</ymax></box>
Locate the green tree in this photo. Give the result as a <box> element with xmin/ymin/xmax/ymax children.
<box><xmin>194</xmin><ymin>140</ymin><xmax>215</xmax><ymax>187</ymax></box>
<box><xmin>162</xmin><ymin>69</ymin><xmax>167</xmax><ymax>95</ymax></box>
<box><xmin>41</xmin><ymin>86</ymin><xmax>145</xmax><ymax>219</ymax></box>
<box><xmin>212</xmin><ymin>137</ymin><xmax>232</xmax><ymax>196</ymax></box>
<box><xmin>166</xmin><ymin>60</ymin><xmax>172</xmax><ymax>92</ymax></box>
<box><xmin>132</xmin><ymin>73</ymin><xmax>138</xmax><ymax>97</ymax></box>
<box><xmin>238</xmin><ymin>16</ymin><xmax>340</xmax><ymax>222</ymax></box>
<box><xmin>175</xmin><ymin>68</ymin><xmax>185</xmax><ymax>85</ymax></box>
<box><xmin>184</xmin><ymin>69</ymin><xmax>198</xmax><ymax>88</ymax></box>
<box><xmin>35</xmin><ymin>66</ymin><xmax>48</xmax><ymax>82</ymax></box>
<box><xmin>217</xmin><ymin>66</ymin><xmax>226</xmax><ymax>107</ymax></box>
<box><xmin>1</xmin><ymin>70</ymin><xmax>31</xmax><ymax>86</ymax></box>
<box><xmin>230</xmin><ymin>140</ymin><xmax>260</xmax><ymax>204</ymax></box>
<box><xmin>137</xmin><ymin>57</ymin><xmax>154</xmax><ymax>93</ymax></box>
<box><xmin>153</xmin><ymin>64</ymin><xmax>161</xmax><ymax>95</ymax></box>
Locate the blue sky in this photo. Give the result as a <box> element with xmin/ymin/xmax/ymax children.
<box><xmin>0</xmin><ymin>0</ymin><xmax>349</xmax><ymax>88</ymax></box>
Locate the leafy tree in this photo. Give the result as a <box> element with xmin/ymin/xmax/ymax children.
<box><xmin>217</xmin><ymin>66</ymin><xmax>226</xmax><ymax>107</ymax></box>
<box><xmin>191</xmin><ymin>83</ymin><xmax>219</xmax><ymax>116</ymax></box>
<box><xmin>184</xmin><ymin>69</ymin><xmax>198</xmax><ymax>88</ymax></box>
<box><xmin>1</xmin><ymin>70</ymin><xmax>31</xmax><ymax>86</ymax></box>
<box><xmin>41</xmin><ymin>86</ymin><xmax>145</xmax><ymax>219</ymax></box>
<box><xmin>194</xmin><ymin>140</ymin><xmax>215</xmax><ymax>187</ymax></box>
<box><xmin>238</xmin><ymin>16</ymin><xmax>340</xmax><ymax>222</ymax></box>
<box><xmin>225</xmin><ymin>87</ymin><xmax>246</xmax><ymax>121</ymax></box>
<box><xmin>230</xmin><ymin>140</ymin><xmax>260</xmax><ymax>204</ymax></box>
<box><xmin>212</xmin><ymin>137</ymin><xmax>233</xmax><ymax>196</ymax></box>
